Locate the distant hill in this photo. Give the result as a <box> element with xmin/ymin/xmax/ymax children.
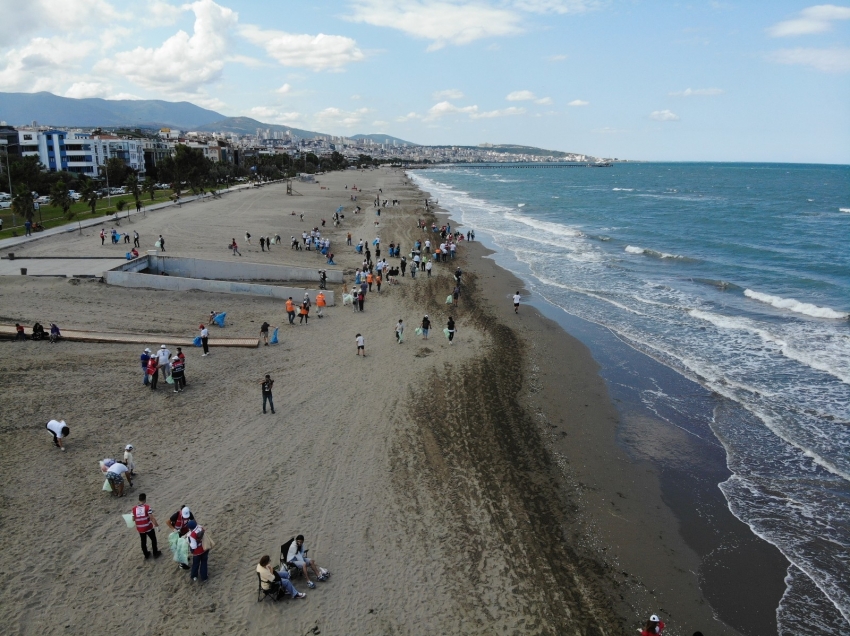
<box><xmin>0</xmin><ymin>91</ymin><xmax>225</xmax><ymax>129</ymax></box>
<box><xmin>192</xmin><ymin>116</ymin><xmax>323</xmax><ymax>139</ymax></box>
<box><xmin>443</xmin><ymin>144</ymin><xmax>582</xmax><ymax>159</ymax></box>
<box><xmin>352</xmin><ymin>133</ymin><xmax>417</xmax><ymax>146</ymax></box>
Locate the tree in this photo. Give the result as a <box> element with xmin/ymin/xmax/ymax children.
<box><xmin>105</xmin><ymin>157</ymin><xmax>129</xmax><ymax>187</ymax></box>
<box><xmin>126</xmin><ymin>173</ymin><xmax>140</xmax><ymax>207</ymax></box>
<box><xmin>79</xmin><ymin>176</ymin><xmax>99</xmax><ymax>214</ymax></box>
<box><xmin>11</xmin><ymin>186</ymin><xmax>34</xmax><ymax>224</ymax></box>
<box><xmin>143</xmin><ymin>176</ymin><xmax>156</xmax><ymax>201</ymax></box>
<box><xmin>50</xmin><ymin>180</ymin><xmax>73</xmax><ymax>220</ymax></box>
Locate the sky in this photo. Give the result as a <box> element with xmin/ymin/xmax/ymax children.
<box><xmin>0</xmin><ymin>0</ymin><xmax>848</xmax><ymax>163</ymax></box>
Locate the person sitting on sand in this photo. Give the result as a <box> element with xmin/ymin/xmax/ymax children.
<box><xmin>49</xmin><ymin>323</ymin><xmax>61</xmax><ymax>343</ymax></box>
<box><xmin>32</xmin><ymin>322</ymin><xmax>45</xmax><ymax>341</ymax></box>
<box><xmin>285</xmin><ymin>535</ymin><xmax>330</xmax><ymax>589</ymax></box>
<box><xmin>257</xmin><ymin>555</ymin><xmax>305</xmax><ymax>600</ymax></box>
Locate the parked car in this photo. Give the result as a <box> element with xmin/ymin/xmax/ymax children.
<box><xmin>68</xmin><ymin>190</ymin><xmax>82</xmax><ymax>201</ymax></box>
<box><xmin>0</xmin><ymin>200</ymin><xmax>10</xmax><ymax>209</ymax></box>
<box><xmin>109</xmin><ymin>187</ymin><xmax>124</xmax><ymax>195</ymax></box>
<box><xmin>36</xmin><ymin>195</ymin><xmax>51</xmax><ymax>204</ymax></box>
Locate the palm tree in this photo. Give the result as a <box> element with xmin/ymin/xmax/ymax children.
<box><xmin>11</xmin><ymin>186</ymin><xmax>34</xmax><ymax>227</ymax></box>
<box><xmin>79</xmin><ymin>177</ymin><xmax>99</xmax><ymax>214</ymax></box>
<box><xmin>126</xmin><ymin>173</ymin><xmax>140</xmax><ymax>208</ymax></box>
<box><xmin>143</xmin><ymin>176</ymin><xmax>156</xmax><ymax>201</ymax></box>
<box><xmin>50</xmin><ymin>180</ymin><xmax>73</xmax><ymax>219</ymax></box>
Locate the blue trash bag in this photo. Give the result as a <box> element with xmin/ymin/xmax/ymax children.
<box><xmin>270</xmin><ymin>328</ymin><xmax>279</xmax><ymax>344</ymax></box>
<box><xmin>193</xmin><ymin>336</ymin><xmax>203</xmax><ymax>347</ymax></box>
<box><xmin>125</xmin><ymin>252</ymin><xmax>132</xmax><ymax>260</ymax></box>
<box><xmin>213</xmin><ymin>312</ymin><xmax>226</xmax><ymax>327</ymax></box>
<box><xmin>372</xmin><ymin>239</ymin><xmax>378</xmax><ymax>245</ymax></box>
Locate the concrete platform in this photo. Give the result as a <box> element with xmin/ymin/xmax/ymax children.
<box><xmin>0</xmin><ymin>258</ymin><xmax>126</xmax><ymax>277</ymax></box>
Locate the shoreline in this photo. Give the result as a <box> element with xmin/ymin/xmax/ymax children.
<box><xmin>414</xmin><ymin>170</ymin><xmax>788</xmax><ymax>635</ymax></box>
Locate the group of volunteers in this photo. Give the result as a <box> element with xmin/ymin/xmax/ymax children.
<box><xmin>140</xmin><ymin>344</ymin><xmax>186</xmax><ymax>393</ymax></box>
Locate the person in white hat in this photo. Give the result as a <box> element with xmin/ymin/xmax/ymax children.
<box><xmin>167</xmin><ymin>506</ymin><xmax>196</xmax><ymax>569</ymax></box>
<box><xmin>640</xmin><ymin>614</ymin><xmax>665</xmax><ymax>635</ymax></box>
<box><xmin>156</xmin><ymin>344</ymin><xmax>171</xmax><ymax>380</ymax></box>
<box><xmin>123</xmin><ymin>444</ymin><xmax>136</xmax><ymax>475</ymax></box>
<box><xmin>141</xmin><ymin>348</ymin><xmax>152</xmax><ymax>386</ymax></box>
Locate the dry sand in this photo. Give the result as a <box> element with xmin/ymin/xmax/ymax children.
<box><xmin>0</xmin><ymin>168</ymin><xmax>738</xmax><ymax>635</ymax></box>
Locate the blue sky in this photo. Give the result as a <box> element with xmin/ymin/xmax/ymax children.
<box><xmin>1</xmin><ymin>0</ymin><xmax>848</xmax><ymax>162</ymax></box>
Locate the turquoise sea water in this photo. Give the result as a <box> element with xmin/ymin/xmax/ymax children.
<box><xmin>410</xmin><ymin>163</ymin><xmax>850</xmax><ymax>635</ymax></box>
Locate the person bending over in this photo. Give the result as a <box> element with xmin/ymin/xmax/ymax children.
<box><xmin>286</xmin><ymin>534</ymin><xmax>330</xmax><ymax>588</ymax></box>
<box><xmin>257</xmin><ymin>555</ymin><xmax>305</xmax><ymax>599</ymax></box>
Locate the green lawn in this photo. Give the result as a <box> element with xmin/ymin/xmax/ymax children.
<box><xmin>0</xmin><ymin>190</ymin><xmax>177</xmax><ymax>239</ymax></box>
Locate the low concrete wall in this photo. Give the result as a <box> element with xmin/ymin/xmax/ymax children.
<box><xmin>145</xmin><ymin>255</ymin><xmax>343</xmax><ymax>283</ymax></box>
<box><xmin>104</xmin><ymin>271</ymin><xmax>334</xmax><ymax>305</ymax></box>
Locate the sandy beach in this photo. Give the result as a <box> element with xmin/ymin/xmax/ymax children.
<box><xmin>1</xmin><ymin>168</ymin><xmax>745</xmax><ymax>635</ymax></box>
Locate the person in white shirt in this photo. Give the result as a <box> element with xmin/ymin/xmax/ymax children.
<box><xmin>124</xmin><ymin>444</ymin><xmax>136</xmax><ymax>475</ymax></box>
<box><xmin>395</xmin><ymin>320</ymin><xmax>404</xmax><ymax>343</ymax></box>
<box><xmin>46</xmin><ymin>419</ymin><xmax>69</xmax><ymax>450</ymax></box>
<box><xmin>104</xmin><ymin>462</ymin><xmax>133</xmax><ymax>497</ymax></box>
<box><xmin>425</xmin><ymin>260</ymin><xmax>432</xmax><ymax>277</ymax></box>
<box><xmin>156</xmin><ymin>345</ymin><xmax>171</xmax><ymax>378</ymax></box>
<box><xmin>199</xmin><ymin>325</ymin><xmax>209</xmax><ymax>356</ymax></box>
<box><xmin>513</xmin><ymin>292</ymin><xmax>522</xmax><ymax>314</ymax></box>
<box><xmin>355</xmin><ymin>333</ymin><xmax>365</xmax><ymax>357</ymax></box>
<box><xmin>285</xmin><ymin>535</ymin><xmax>329</xmax><ymax>589</ymax></box>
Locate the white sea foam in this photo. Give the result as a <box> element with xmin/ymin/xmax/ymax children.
<box><xmin>517</xmin><ymin>203</ymin><xmax>525</xmax><ymax>207</ymax></box>
<box><xmin>612</xmin><ymin>187</ymin><xmax>634</xmax><ymax>191</ymax></box>
<box><xmin>840</xmin><ymin>208</ymin><xmax>850</xmax><ymax>213</ymax></box>
<box><xmin>744</xmin><ymin>289</ymin><xmax>849</xmax><ymax>320</ymax></box>
<box><xmin>502</xmin><ymin>212</ymin><xmax>583</xmax><ymax>238</ymax></box>
<box><xmin>625</xmin><ymin>245</ymin><xmax>645</xmax><ymax>254</ymax></box>
<box><xmin>624</xmin><ymin>245</ymin><xmax>684</xmax><ymax>259</ymax></box>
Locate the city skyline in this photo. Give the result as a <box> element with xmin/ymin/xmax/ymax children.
<box><xmin>1</xmin><ymin>0</ymin><xmax>848</xmax><ymax>163</ymax></box>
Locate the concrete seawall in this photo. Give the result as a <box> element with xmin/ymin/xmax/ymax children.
<box><xmin>146</xmin><ymin>255</ymin><xmax>343</xmax><ymax>283</ymax></box>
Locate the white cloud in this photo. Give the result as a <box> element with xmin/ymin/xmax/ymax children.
<box><xmin>276</xmin><ymin>83</ymin><xmax>292</xmax><ymax>95</ymax></box>
<box><xmin>535</xmin><ymin>97</ymin><xmax>553</xmax><ymax>105</ymax></box>
<box><xmin>95</xmin><ymin>0</ymin><xmax>237</xmax><ymax>93</ymax></box>
<box><xmin>472</xmin><ymin>106</ymin><xmax>525</xmax><ymax>119</ymax></box>
<box><xmin>511</xmin><ymin>0</ymin><xmax>598</xmax><ymax>14</ymax></box>
<box><xmin>567</xmin><ymin>99</ymin><xmax>589</xmax><ymax>106</ymax></box>
<box><xmin>64</xmin><ymin>82</ymin><xmax>112</xmax><ymax>99</ymax></box>
<box><xmin>144</xmin><ymin>0</ymin><xmax>186</xmax><ymax>26</ymax></box>
<box><xmin>547</xmin><ymin>54</ymin><xmax>568</xmax><ymax>61</ymax></box>
<box><xmin>767</xmin><ymin>46</ymin><xmax>850</xmax><ymax>72</ymax></box>
<box><xmin>314</xmin><ymin>107</ymin><xmax>370</xmax><ymax>128</ymax></box>
<box><xmin>0</xmin><ymin>0</ymin><xmax>122</xmax><ymax>48</ymax></box>
<box><xmin>397</xmin><ymin>112</ymin><xmax>422</xmax><ymax>122</ymax></box>
<box><xmin>247</xmin><ymin>106</ymin><xmax>303</xmax><ymax>125</ymax></box>
<box><xmin>650</xmin><ymin>109</ymin><xmax>680</xmax><ymax>121</ymax></box>
<box><xmin>240</xmin><ymin>25</ymin><xmax>364</xmax><ymax>71</ymax></box>
<box><xmin>767</xmin><ymin>5</ymin><xmax>850</xmax><ymax>37</ymax></box>
<box><xmin>433</xmin><ymin>88</ymin><xmax>464</xmax><ymax>100</ymax></box>
<box><xmin>347</xmin><ymin>0</ymin><xmax>524</xmax><ymax>49</ymax></box>
<box><xmin>507</xmin><ymin>90</ymin><xmax>536</xmax><ymax>101</ymax></box>
<box><xmin>0</xmin><ymin>36</ymin><xmax>97</xmax><ymax>93</ymax></box>
<box><xmin>425</xmin><ymin>101</ymin><xmax>525</xmax><ymax>120</ymax></box>
<box><xmin>669</xmin><ymin>87</ymin><xmax>724</xmax><ymax>97</ymax></box>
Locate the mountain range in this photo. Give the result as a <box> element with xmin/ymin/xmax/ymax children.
<box><xmin>0</xmin><ymin>92</ymin><xmax>416</xmax><ymax>145</ymax></box>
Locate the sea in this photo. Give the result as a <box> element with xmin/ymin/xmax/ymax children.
<box><xmin>409</xmin><ymin>163</ymin><xmax>850</xmax><ymax>635</ymax></box>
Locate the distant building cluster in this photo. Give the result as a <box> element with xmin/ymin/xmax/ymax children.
<box><xmin>0</xmin><ymin>120</ymin><xmax>603</xmax><ymax>177</ymax></box>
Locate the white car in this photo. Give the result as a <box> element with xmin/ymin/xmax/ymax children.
<box><xmin>36</xmin><ymin>195</ymin><xmax>51</xmax><ymax>204</ymax></box>
<box><xmin>69</xmin><ymin>191</ymin><xmax>82</xmax><ymax>201</ymax></box>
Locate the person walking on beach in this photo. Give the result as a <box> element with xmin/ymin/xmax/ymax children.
<box><xmin>133</xmin><ymin>231</ymin><xmax>140</xmax><ymax>248</ymax></box>
<box><xmin>299</xmin><ymin>299</ymin><xmax>310</xmax><ymax>324</ymax></box>
<box><xmin>132</xmin><ymin>493</ymin><xmax>162</xmax><ymax>560</ymax></box>
<box><xmin>356</xmin><ymin>333</ymin><xmax>365</xmax><ymax>356</ymax></box>
<box><xmin>46</xmin><ymin>419</ymin><xmax>69</xmax><ymax>451</ymax></box>
<box><xmin>425</xmin><ymin>260</ymin><xmax>432</xmax><ymax>277</ymax></box>
<box><xmin>245</xmin><ymin>232</ymin><xmax>251</xmax><ymax>245</ymax></box>
<box><xmin>286</xmin><ymin>297</ymin><xmax>296</xmax><ymax>325</ymax></box>
<box><xmin>199</xmin><ymin>324</ymin><xmax>209</xmax><ymax>356</ymax></box>
<box><xmin>421</xmin><ymin>315</ymin><xmax>431</xmax><ymax>339</ymax></box>
<box><xmin>316</xmin><ymin>292</ymin><xmax>326</xmax><ymax>318</ymax></box>
<box><xmin>170</xmin><ymin>355</ymin><xmax>185</xmax><ymax>392</ymax></box>
<box><xmin>158</xmin><ymin>235</ymin><xmax>165</xmax><ymax>251</ymax></box>
<box><xmin>260</xmin><ymin>374</ymin><xmax>275</xmax><ymax>414</ymax></box>
<box><xmin>357</xmin><ymin>290</ymin><xmax>365</xmax><ymax>312</ymax></box>
<box><xmin>230</xmin><ymin>238</ymin><xmax>241</xmax><ymax>256</ymax></box>
<box><xmin>395</xmin><ymin>319</ymin><xmax>404</xmax><ymax>343</ymax></box>
<box><xmin>513</xmin><ymin>291</ymin><xmax>521</xmax><ymax>314</ymax></box>
<box><xmin>123</xmin><ymin>444</ymin><xmax>136</xmax><ymax>476</ymax></box>
<box><xmin>447</xmin><ymin>317</ymin><xmax>456</xmax><ymax>345</ymax></box>
<box><xmin>148</xmin><ymin>355</ymin><xmax>160</xmax><ymax>390</ymax></box>
<box><xmin>260</xmin><ymin>321</ymin><xmax>272</xmax><ymax>345</ymax></box>
<box><xmin>260</xmin><ymin>236</ymin><xmax>266</xmax><ymax>252</ymax></box>
<box><xmin>400</xmin><ymin>256</ymin><xmax>407</xmax><ymax>277</ymax></box>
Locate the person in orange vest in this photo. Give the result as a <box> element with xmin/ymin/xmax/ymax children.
<box><xmin>299</xmin><ymin>299</ymin><xmax>310</xmax><ymax>324</ymax></box>
<box><xmin>285</xmin><ymin>297</ymin><xmax>296</xmax><ymax>325</ymax></box>
<box><xmin>366</xmin><ymin>271</ymin><xmax>373</xmax><ymax>291</ymax></box>
<box><xmin>316</xmin><ymin>291</ymin><xmax>326</xmax><ymax>318</ymax></box>
<box><xmin>186</xmin><ymin>520</ymin><xmax>210</xmax><ymax>582</ymax></box>
<box><xmin>133</xmin><ymin>493</ymin><xmax>162</xmax><ymax>559</ymax></box>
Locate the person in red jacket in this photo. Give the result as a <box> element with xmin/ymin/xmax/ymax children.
<box><xmin>133</xmin><ymin>493</ymin><xmax>161</xmax><ymax>559</ymax></box>
<box><xmin>640</xmin><ymin>615</ymin><xmax>665</xmax><ymax>636</ymax></box>
<box><xmin>186</xmin><ymin>520</ymin><xmax>210</xmax><ymax>582</ymax></box>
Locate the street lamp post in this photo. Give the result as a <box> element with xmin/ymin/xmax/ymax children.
<box><xmin>0</xmin><ymin>139</ymin><xmax>14</xmax><ymax>228</ymax></box>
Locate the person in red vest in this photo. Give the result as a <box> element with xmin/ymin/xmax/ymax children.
<box><xmin>640</xmin><ymin>614</ymin><xmax>665</xmax><ymax>636</ymax></box>
<box><xmin>186</xmin><ymin>520</ymin><xmax>210</xmax><ymax>582</ymax></box>
<box><xmin>166</xmin><ymin>505</ymin><xmax>195</xmax><ymax>569</ymax></box>
<box><xmin>133</xmin><ymin>493</ymin><xmax>161</xmax><ymax>559</ymax></box>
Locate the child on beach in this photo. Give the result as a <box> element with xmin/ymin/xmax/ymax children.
<box><xmin>355</xmin><ymin>333</ymin><xmax>365</xmax><ymax>356</ymax></box>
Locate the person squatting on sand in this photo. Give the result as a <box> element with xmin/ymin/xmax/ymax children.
<box><xmin>103</xmin><ymin>461</ymin><xmax>133</xmax><ymax>496</ymax></box>
<box><xmin>285</xmin><ymin>534</ymin><xmax>330</xmax><ymax>588</ymax></box>
<box><xmin>257</xmin><ymin>555</ymin><xmax>305</xmax><ymax>600</ymax></box>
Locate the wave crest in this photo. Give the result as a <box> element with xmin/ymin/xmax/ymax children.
<box><xmin>744</xmin><ymin>289</ymin><xmax>848</xmax><ymax>320</ymax></box>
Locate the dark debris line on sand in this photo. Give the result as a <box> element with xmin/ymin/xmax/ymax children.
<box><xmin>390</xmin><ymin>272</ymin><xmax>622</xmax><ymax>636</ymax></box>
